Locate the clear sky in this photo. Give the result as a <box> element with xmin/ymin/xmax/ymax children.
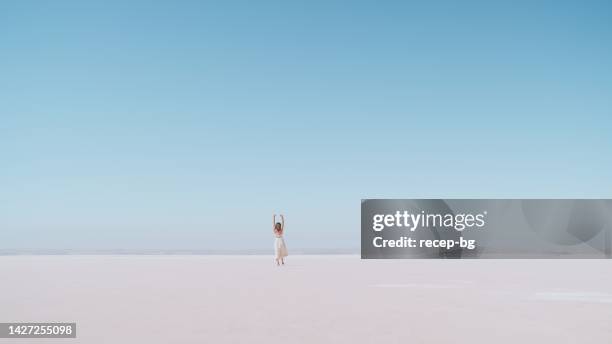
<box><xmin>1</xmin><ymin>0</ymin><xmax>611</xmax><ymax>251</ymax></box>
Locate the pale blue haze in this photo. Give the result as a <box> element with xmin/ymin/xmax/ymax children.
<box><xmin>1</xmin><ymin>1</ymin><xmax>611</xmax><ymax>250</ymax></box>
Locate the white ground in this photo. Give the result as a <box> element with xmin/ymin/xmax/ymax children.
<box><xmin>1</xmin><ymin>255</ymin><xmax>611</xmax><ymax>343</ymax></box>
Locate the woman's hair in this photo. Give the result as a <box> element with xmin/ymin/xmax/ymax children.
<box><xmin>275</xmin><ymin>222</ymin><xmax>282</xmax><ymax>231</ymax></box>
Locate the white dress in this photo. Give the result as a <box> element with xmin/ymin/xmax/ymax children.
<box><xmin>275</xmin><ymin>235</ymin><xmax>288</xmax><ymax>259</ymax></box>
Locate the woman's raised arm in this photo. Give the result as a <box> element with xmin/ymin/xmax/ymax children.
<box><xmin>280</xmin><ymin>214</ymin><xmax>285</xmax><ymax>231</ymax></box>
<box><xmin>272</xmin><ymin>214</ymin><xmax>276</xmax><ymax>231</ymax></box>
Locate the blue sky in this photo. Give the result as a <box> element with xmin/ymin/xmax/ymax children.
<box><xmin>1</xmin><ymin>0</ymin><xmax>611</xmax><ymax>250</ymax></box>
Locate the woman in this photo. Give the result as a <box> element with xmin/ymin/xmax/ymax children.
<box><xmin>272</xmin><ymin>214</ymin><xmax>288</xmax><ymax>265</ymax></box>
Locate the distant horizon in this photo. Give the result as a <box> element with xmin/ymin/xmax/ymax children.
<box><xmin>1</xmin><ymin>248</ymin><xmax>607</xmax><ymax>258</ymax></box>
<box><xmin>0</xmin><ymin>248</ymin><xmax>360</xmax><ymax>255</ymax></box>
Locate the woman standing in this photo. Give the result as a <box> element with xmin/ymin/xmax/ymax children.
<box><xmin>273</xmin><ymin>214</ymin><xmax>288</xmax><ymax>265</ymax></box>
